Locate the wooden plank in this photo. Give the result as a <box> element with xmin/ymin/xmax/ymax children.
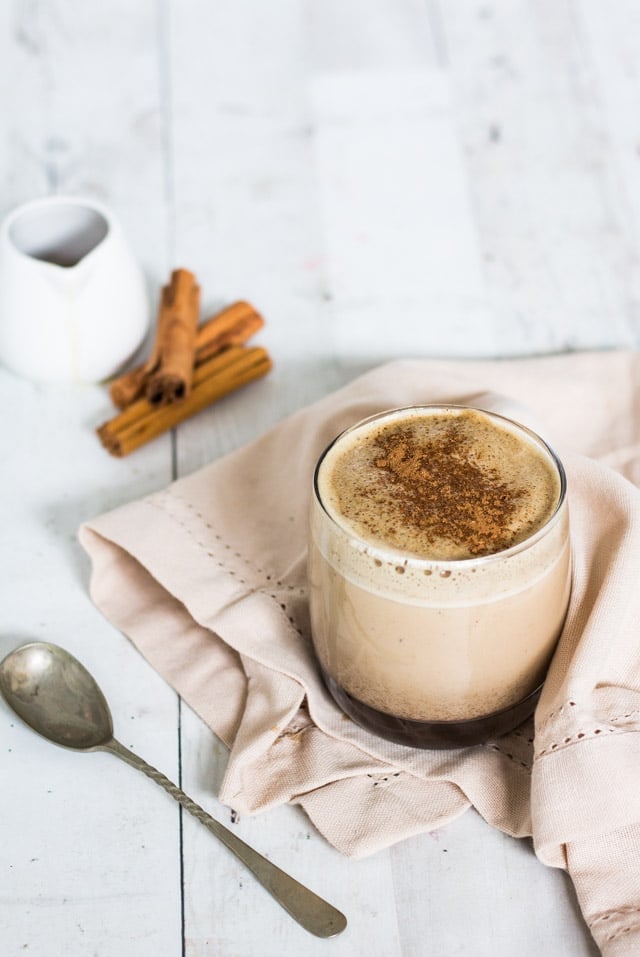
<box><xmin>392</xmin><ymin>812</ymin><xmax>598</xmax><ymax>956</ymax></box>
<box><xmin>580</xmin><ymin>0</ymin><xmax>640</xmax><ymax>256</ymax></box>
<box><xmin>0</xmin><ymin>2</ymin><xmax>179</xmax><ymax>955</ymax></box>
<box><xmin>309</xmin><ymin>0</ymin><xmax>495</xmax><ymax>361</ymax></box>
<box><xmin>439</xmin><ymin>0</ymin><xmax>639</xmax><ymax>354</ymax></box>
<box><xmin>0</xmin><ymin>378</ymin><xmax>181</xmax><ymax>957</ymax></box>
<box><xmin>310</xmin><ymin>67</ymin><xmax>494</xmax><ymax>358</ymax></box>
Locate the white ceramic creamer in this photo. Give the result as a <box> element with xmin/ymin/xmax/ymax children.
<box><xmin>0</xmin><ymin>196</ymin><xmax>149</xmax><ymax>383</ymax></box>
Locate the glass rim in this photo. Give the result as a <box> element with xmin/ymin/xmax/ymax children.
<box><xmin>312</xmin><ymin>404</ymin><xmax>568</xmax><ymax>569</ymax></box>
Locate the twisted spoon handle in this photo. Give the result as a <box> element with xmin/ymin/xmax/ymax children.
<box><xmin>104</xmin><ymin>738</ymin><xmax>346</xmax><ymax>938</ymax></box>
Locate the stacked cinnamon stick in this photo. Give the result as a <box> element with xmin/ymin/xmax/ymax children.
<box><xmin>97</xmin><ymin>269</ymin><xmax>272</xmax><ymax>457</ymax></box>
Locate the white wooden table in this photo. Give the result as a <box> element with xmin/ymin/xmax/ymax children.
<box><xmin>2</xmin><ymin>1</ymin><xmax>637</xmax><ymax>953</ymax></box>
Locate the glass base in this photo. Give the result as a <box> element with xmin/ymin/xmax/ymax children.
<box><xmin>322</xmin><ymin>668</ymin><xmax>542</xmax><ymax>749</ymax></box>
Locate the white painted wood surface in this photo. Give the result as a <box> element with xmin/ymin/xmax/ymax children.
<box><xmin>2</xmin><ymin>1</ymin><xmax>637</xmax><ymax>953</ymax></box>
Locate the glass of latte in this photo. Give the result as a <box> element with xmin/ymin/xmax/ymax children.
<box><xmin>308</xmin><ymin>406</ymin><xmax>571</xmax><ymax>748</ymax></box>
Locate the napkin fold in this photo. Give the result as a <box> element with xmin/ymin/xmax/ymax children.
<box><xmin>80</xmin><ymin>352</ymin><xmax>640</xmax><ymax>955</ymax></box>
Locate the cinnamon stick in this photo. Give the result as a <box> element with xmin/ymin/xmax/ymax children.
<box><xmin>145</xmin><ymin>268</ymin><xmax>200</xmax><ymax>405</ymax></box>
<box><xmin>98</xmin><ymin>346</ymin><xmax>272</xmax><ymax>457</ymax></box>
<box><xmin>109</xmin><ymin>299</ymin><xmax>263</xmax><ymax>410</ymax></box>
<box><xmin>194</xmin><ymin>300</ymin><xmax>265</xmax><ymax>363</ymax></box>
<box><xmin>108</xmin><ymin>268</ymin><xmax>199</xmax><ymax>408</ymax></box>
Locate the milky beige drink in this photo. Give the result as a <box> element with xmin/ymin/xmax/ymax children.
<box><xmin>308</xmin><ymin>406</ymin><xmax>571</xmax><ymax>747</ymax></box>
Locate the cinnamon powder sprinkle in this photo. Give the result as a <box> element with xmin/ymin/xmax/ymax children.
<box><xmin>322</xmin><ymin>409</ymin><xmax>561</xmax><ymax>561</ymax></box>
<box><xmin>366</xmin><ymin>422</ymin><xmax>529</xmax><ymax>557</ymax></box>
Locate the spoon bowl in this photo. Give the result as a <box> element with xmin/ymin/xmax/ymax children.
<box><xmin>0</xmin><ymin>641</ymin><xmax>113</xmax><ymax>750</ymax></box>
<box><xmin>0</xmin><ymin>640</ymin><xmax>347</xmax><ymax>939</ymax></box>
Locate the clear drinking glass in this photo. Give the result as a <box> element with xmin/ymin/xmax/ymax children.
<box><xmin>308</xmin><ymin>406</ymin><xmax>571</xmax><ymax>748</ymax></box>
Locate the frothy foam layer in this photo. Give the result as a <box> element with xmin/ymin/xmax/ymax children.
<box><xmin>318</xmin><ymin>407</ymin><xmax>561</xmax><ymax>561</ymax></box>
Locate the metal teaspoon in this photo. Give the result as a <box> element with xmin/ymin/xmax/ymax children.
<box><xmin>0</xmin><ymin>641</ymin><xmax>347</xmax><ymax>939</ymax></box>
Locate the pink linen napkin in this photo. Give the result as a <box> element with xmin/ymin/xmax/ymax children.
<box><xmin>80</xmin><ymin>352</ymin><xmax>640</xmax><ymax>956</ymax></box>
